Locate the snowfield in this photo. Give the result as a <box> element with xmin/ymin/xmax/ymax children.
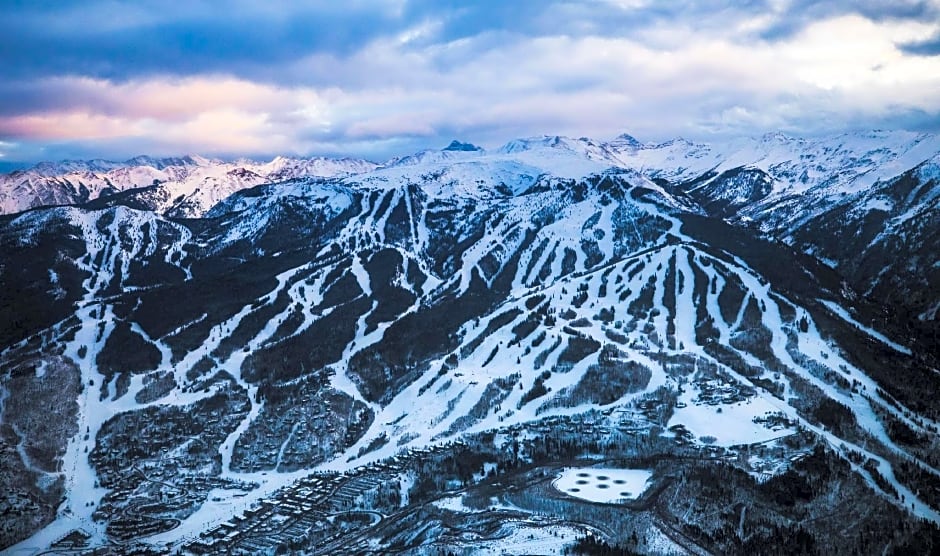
<box><xmin>469</xmin><ymin>524</ymin><xmax>585</xmax><ymax>555</ymax></box>
<box><xmin>554</xmin><ymin>468</ymin><xmax>654</xmax><ymax>504</ymax></box>
<box><xmin>667</xmin><ymin>388</ymin><xmax>794</xmax><ymax>447</ymax></box>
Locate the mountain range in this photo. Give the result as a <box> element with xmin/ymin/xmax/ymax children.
<box><xmin>2</xmin><ymin>130</ymin><xmax>939</xmax><ymax>554</ymax></box>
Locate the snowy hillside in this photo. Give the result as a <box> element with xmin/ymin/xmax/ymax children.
<box><xmin>2</xmin><ymin>132</ymin><xmax>940</xmax><ymax>554</ymax></box>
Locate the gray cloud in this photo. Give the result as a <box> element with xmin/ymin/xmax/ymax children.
<box><xmin>757</xmin><ymin>0</ymin><xmax>939</xmax><ymax>41</ymax></box>
<box><xmin>900</xmin><ymin>31</ymin><xmax>940</xmax><ymax>55</ymax></box>
<box><xmin>3</xmin><ymin>1</ymin><xmax>933</xmax><ymax>86</ymax></box>
<box><xmin>0</xmin><ymin>1</ymin><xmax>406</xmax><ymax>82</ymax></box>
<box><xmin>13</xmin><ymin>0</ymin><xmax>933</xmax><ymax>85</ymax></box>
<box><xmin>1</xmin><ymin>0</ymin><xmax>939</xmax><ymax>163</ymax></box>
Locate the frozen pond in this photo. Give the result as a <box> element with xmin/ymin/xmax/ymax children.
<box><xmin>553</xmin><ymin>468</ymin><xmax>653</xmax><ymax>504</ymax></box>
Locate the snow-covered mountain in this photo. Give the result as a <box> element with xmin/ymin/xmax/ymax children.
<box><xmin>0</xmin><ymin>154</ymin><xmax>377</xmax><ymax>218</ymax></box>
<box><xmin>2</xmin><ymin>131</ymin><xmax>940</xmax><ymax>554</ymax></box>
<box><xmin>603</xmin><ymin>130</ymin><xmax>940</xmax><ymax>329</ymax></box>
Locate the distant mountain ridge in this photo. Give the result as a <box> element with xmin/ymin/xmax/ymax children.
<box><xmin>4</xmin><ymin>129</ymin><xmax>938</xmax><ymax>216</ymax></box>
<box><xmin>0</xmin><ymin>154</ymin><xmax>379</xmax><ymax>217</ymax></box>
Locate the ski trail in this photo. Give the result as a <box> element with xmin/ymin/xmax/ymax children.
<box><xmin>401</xmin><ymin>184</ymin><xmax>420</xmax><ymax>249</ymax></box>
<box><xmin>275</xmin><ymin>422</ymin><xmax>302</xmax><ymax>471</ymax></box>
<box><xmin>16</xmin><ymin>208</ymin><xmax>129</xmax><ymax>548</ymax></box>
<box><xmin>818</xmin><ymin>299</ymin><xmax>912</xmax><ymax>355</ymax></box>
<box><xmin>213</xmin><ymin>266</ymin><xmax>307</xmax><ymax>476</ymax></box>
<box><xmin>329</xmin><ymin>254</ymin><xmax>377</xmax><ymax>410</ymax></box>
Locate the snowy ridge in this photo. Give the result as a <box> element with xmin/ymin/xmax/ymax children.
<box><xmin>0</xmin><ymin>154</ymin><xmax>377</xmax><ymax>217</ymax></box>
<box><xmin>4</xmin><ymin>129</ymin><xmax>938</xmax><ymax>223</ymax></box>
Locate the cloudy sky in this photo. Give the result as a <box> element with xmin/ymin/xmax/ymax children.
<box><xmin>1</xmin><ymin>0</ymin><xmax>939</xmax><ymax>166</ymax></box>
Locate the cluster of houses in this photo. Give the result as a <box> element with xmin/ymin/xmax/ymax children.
<box><xmin>183</xmin><ymin>446</ymin><xmax>455</xmax><ymax>554</ymax></box>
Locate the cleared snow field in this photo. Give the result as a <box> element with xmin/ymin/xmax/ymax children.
<box><xmin>554</xmin><ymin>468</ymin><xmax>653</xmax><ymax>503</ymax></box>
<box><xmin>667</xmin><ymin>388</ymin><xmax>792</xmax><ymax>447</ymax></box>
<box><xmin>645</xmin><ymin>524</ymin><xmax>689</xmax><ymax>555</ymax></box>
<box><xmin>470</xmin><ymin>524</ymin><xmax>585</xmax><ymax>555</ymax></box>
<box><xmin>433</xmin><ymin>494</ymin><xmax>474</xmax><ymax>513</ymax></box>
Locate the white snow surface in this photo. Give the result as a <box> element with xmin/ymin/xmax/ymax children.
<box><xmin>554</xmin><ymin>468</ymin><xmax>654</xmax><ymax>503</ymax></box>
<box><xmin>458</xmin><ymin>524</ymin><xmax>585</xmax><ymax>555</ymax></box>
<box><xmin>667</xmin><ymin>388</ymin><xmax>793</xmax><ymax>447</ymax></box>
<box><xmin>4</xmin><ymin>129</ymin><xmax>939</xmax><ymax>223</ymax></box>
<box><xmin>433</xmin><ymin>494</ymin><xmax>475</xmax><ymax>513</ymax></box>
<box><xmin>0</xmin><ymin>154</ymin><xmax>377</xmax><ymax>217</ymax></box>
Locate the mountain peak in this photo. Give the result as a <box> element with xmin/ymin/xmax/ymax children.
<box><xmin>443</xmin><ymin>140</ymin><xmax>483</xmax><ymax>152</ymax></box>
<box><xmin>184</xmin><ymin>154</ymin><xmax>215</xmax><ymax>166</ymax></box>
<box><xmin>610</xmin><ymin>133</ymin><xmax>643</xmax><ymax>148</ymax></box>
<box><xmin>498</xmin><ymin>135</ymin><xmax>573</xmax><ymax>153</ymax></box>
<box><xmin>760</xmin><ymin>131</ymin><xmax>798</xmax><ymax>144</ymax></box>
